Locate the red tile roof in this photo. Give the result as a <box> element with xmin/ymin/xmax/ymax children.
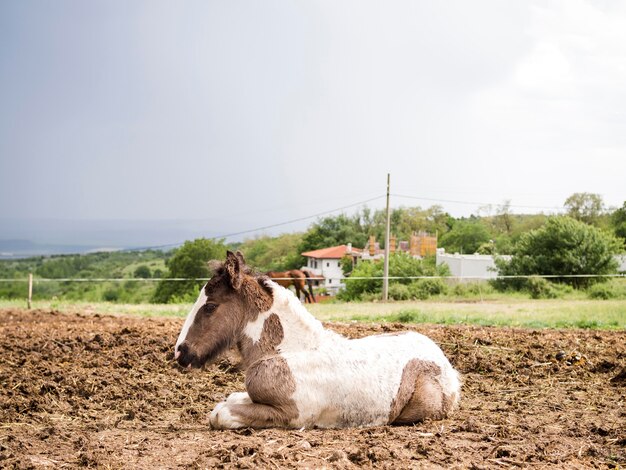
<box><xmin>301</xmin><ymin>245</ymin><xmax>362</xmax><ymax>259</ymax></box>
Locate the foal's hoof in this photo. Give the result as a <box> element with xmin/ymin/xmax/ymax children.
<box><xmin>209</xmin><ymin>402</ymin><xmax>244</xmax><ymax>429</ymax></box>
<box><xmin>226</xmin><ymin>392</ymin><xmax>252</xmax><ymax>405</ymax></box>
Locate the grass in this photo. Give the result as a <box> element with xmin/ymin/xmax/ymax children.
<box><xmin>1</xmin><ymin>297</ymin><xmax>625</xmax><ymax>330</ymax></box>
<box><xmin>0</xmin><ymin>299</ymin><xmax>190</xmax><ymax>318</ymax></box>
<box><xmin>308</xmin><ymin>298</ymin><xmax>626</xmax><ymax>329</ymax></box>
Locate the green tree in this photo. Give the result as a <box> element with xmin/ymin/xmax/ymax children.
<box><xmin>394</xmin><ymin>205</ymin><xmax>453</xmax><ymax>240</ymax></box>
<box><xmin>439</xmin><ymin>219</ymin><xmax>491</xmax><ymax>254</ymax></box>
<box><xmin>509</xmin><ymin>214</ymin><xmax>548</xmax><ymax>239</ymax></box>
<box><xmin>298</xmin><ymin>206</ymin><xmax>453</xmax><ymax>256</ymax></box>
<box><xmin>152</xmin><ymin>238</ymin><xmax>228</xmax><ymax>303</ymax></box>
<box><xmin>133</xmin><ymin>265</ymin><xmax>152</xmax><ymax>278</ymax></box>
<box><xmin>340</xmin><ymin>255</ymin><xmax>354</xmax><ymax>276</ymax></box>
<box><xmin>564</xmin><ymin>192</ymin><xmax>605</xmax><ymax>225</ymax></box>
<box><xmin>611</xmin><ymin>201</ymin><xmax>626</xmax><ymax>246</ymax></box>
<box><xmin>495</xmin><ymin>216</ymin><xmax>620</xmax><ymax>288</ymax></box>
<box><xmin>299</xmin><ymin>213</ymin><xmax>370</xmax><ymax>253</ymax></box>
<box><xmin>494</xmin><ymin>200</ymin><xmax>513</xmax><ymax>234</ymax></box>
<box><xmin>237</xmin><ymin>233</ymin><xmax>304</xmax><ymax>271</ymax></box>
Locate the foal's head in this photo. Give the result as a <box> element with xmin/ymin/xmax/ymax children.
<box><xmin>175</xmin><ymin>251</ymin><xmax>273</xmax><ymax>368</ymax></box>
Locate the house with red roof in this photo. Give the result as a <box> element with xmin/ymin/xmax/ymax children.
<box><xmin>301</xmin><ymin>244</ymin><xmax>362</xmax><ymax>294</ymax></box>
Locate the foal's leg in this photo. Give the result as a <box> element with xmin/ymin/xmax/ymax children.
<box><xmin>210</xmin><ymin>356</ymin><xmax>299</xmax><ymax>429</ymax></box>
<box><xmin>390</xmin><ymin>359</ymin><xmax>456</xmax><ymax>424</ymax></box>
<box><xmin>209</xmin><ymin>401</ymin><xmax>296</xmax><ymax>429</ymax></box>
<box><xmin>393</xmin><ymin>375</ymin><xmax>445</xmax><ymax>424</ymax></box>
<box><xmin>226</xmin><ymin>392</ymin><xmax>252</xmax><ymax>405</ymax></box>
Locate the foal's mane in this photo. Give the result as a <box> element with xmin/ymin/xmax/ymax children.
<box><xmin>207</xmin><ymin>259</ymin><xmax>274</xmax><ymax>312</ymax></box>
<box><xmin>207</xmin><ymin>259</ymin><xmax>267</xmax><ymax>281</ymax></box>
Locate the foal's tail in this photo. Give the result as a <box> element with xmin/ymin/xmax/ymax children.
<box><xmin>301</xmin><ymin>270</ymin><xmax>316</xmax><ymax>303</ymax></box>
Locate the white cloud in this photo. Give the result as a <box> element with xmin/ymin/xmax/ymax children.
<box><xmin>466</xmin><ymin>0</ymin><xmax>626</xmax><ymax>210</ymax></box>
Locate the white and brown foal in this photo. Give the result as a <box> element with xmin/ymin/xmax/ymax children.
<box><xmin>175</xmin><ymin>251</ymin><xmax>460</xmax><ymax>429</ymax></box>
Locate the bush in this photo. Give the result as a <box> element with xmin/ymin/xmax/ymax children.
<box><xmin>102</xmin><ymin>288</ymin><xmax>120</xmax><ymax>302</ymax></box>
<box><xmin>408</xmin><ymin>278</ymin><xmax>448</xmax><ymax>300</ymax></box>
<box><xmin>587</xmin><ymin>283</ymin><xmax>615</xmax><ymax>300</ymax></box>
<box><xmin>395</xmin><ymin>311</ymin><xmax>420</xmax><ymax>323</ymax></box>
<box><xmin>338</xmin><ymin>253</ymin><xmax>449</xmax><ymax>301</ymax></box>
<box><xmin>552</xmin><ymin>283</ymin><xmax>574</xmax><ymax>296</ymax></box>
<box><xmin>525</xmin><ymin>276</ymin><xmax>558</xmax><ymax>299</ymax></box>
<box><xmin>587</xmin><ymin>280</ymin><xmax>626</xmax><ymax>299</ymax></box>
<box><xmin>495</xmin><ymin>216</ymin><xmax>621</xmax><ymax>289</ymax></box>
<box><xmin>388</xmin><ymin>283</ymin><xmax>410</xmax><ymax>301</ymax></box>
<box><xmin>452</xmin><ymin>282</ymin><xmax>493</xmax><ymax>297</ymax></box>
<box><xmin>359</xmin><ymin>292</ymin><xmax>381</xmax><ymax>302</ymax></box>
<box><xmin>134</xmin><ymin>265</ymin><xmax>152</xmax><ymax>279</ymax></box>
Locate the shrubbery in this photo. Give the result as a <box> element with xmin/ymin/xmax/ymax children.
<box><xmin>525</xmin><ymin>276</ymin><xmax>558</xmax><ymax>299</ymax></box>
<box><xmin>587</xmin><ymin>280</ymin><xmax>626</xmax><ymax>300</ymax></box>
<box><xmin>388</xmin><ymin>283</ymin><xmax>411</xmax><ymax>301</ymax></box>
<box><xmin>0</xmin><ymin>251</ymin><xmax>168</xmax><ymax>303</ymax></box>
<box><xmin>495</xmin><ymin>216</ymin><xmax>621</xmax><ymax>290</ymax></box>
<box><xmin>452</xmin><ymin>282</ymin><xmax>494</xmax><ymax>297</ymax></box>
<box><xmin>133</xmin><ymin>265</ymin><xmax>152</xmax><ymax>278</ymax></box>
<box><xmin>338</xmin><ymin>253</ymin><xmax>449</xmax><ymax>301</ymax></box>
<box><xmin>408</xmin><ymin>278</ymin><xmax>448</xmax><ymax>300</ymax></box>
<box><xmin>587</xmin><ymin>283</ymin><xmax>615</xmax><ymax>300</ymax></box>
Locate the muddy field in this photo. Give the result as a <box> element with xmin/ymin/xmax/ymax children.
<box><xmin>0</xmin><ymin>308</ymin><xmax>624</xmax><ymax>469</ymax></box>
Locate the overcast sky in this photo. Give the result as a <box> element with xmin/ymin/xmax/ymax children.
<box><xmin>1</xmin><ymin>0</ymin><xmax>625</xmax><ymax>239</ymax></box>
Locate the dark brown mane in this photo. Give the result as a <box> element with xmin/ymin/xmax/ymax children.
<box><xmin>206</xmin><ymin>259</ymin><xmax>273</xmax><ymax>313</ymax></box>
<box><xmin>208</xmin><ymin>259</ymin><xmax>267</xmax><ymax>281</ymax></box>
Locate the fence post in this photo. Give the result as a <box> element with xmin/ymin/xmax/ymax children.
<box><xmin>28</xmin><ymin>273</ymin><xmax>33</xmax><ymax>309</ymax></box>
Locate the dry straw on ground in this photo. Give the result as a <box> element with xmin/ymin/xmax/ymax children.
<box><xmin>0</xmin><ymin>309</ymin><xmax>624</xmax><ymax>468</ymax></box>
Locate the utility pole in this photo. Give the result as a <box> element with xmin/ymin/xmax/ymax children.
<box><xmin>27</xmin><ymin>273</ymin><xmax>33</xmax><ymax>309</ymax></box>
<box><xmin>382</xmin><ymin>173</ymin><xmax>391</xmax><ymax>301</ymax></box>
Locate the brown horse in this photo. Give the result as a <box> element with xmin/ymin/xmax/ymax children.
<box><xmin>266</xmin><ymin>270</ymin><xmax>316</xmax><ymax>303</ymax></box>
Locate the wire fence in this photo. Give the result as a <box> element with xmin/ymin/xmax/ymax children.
<box><xmin>1</xmin><ymin>274</ymin><xmax>624</xmax><ymax>283</ymax></box>
<box><xmin>1</xmin><ymin>273</ymin><xmax>623</xmax><ymax>308</ymax></box>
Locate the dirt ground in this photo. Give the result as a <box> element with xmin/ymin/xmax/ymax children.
<box><xmin>0</xmin><ymin>308</ymin><xmax>624</xmax><ymax>469</ymax></box>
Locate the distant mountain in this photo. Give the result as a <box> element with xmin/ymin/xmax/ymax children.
<box><xmin>0</xmin><ymin>218</ymin><xmax>243</xmax><ymax>258</ymax></box>
<box><xmin>0</xmin><ymin>239</ymin><xmax>38</xmax><ymax>251</ymax></box>
<box><xmin>0</xmin><ymin>239</ymin><xmax>118</xmax><ymax>259</ymax></box>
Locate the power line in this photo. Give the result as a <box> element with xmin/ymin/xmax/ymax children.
<box><xmin>122</xmin><ymin>195</ymin><xmax>385</xmax><ymax>253</ymax></box>
<box><xmin>215</xmin><ymin>195</ymin><xmax>385</xmax><ymax>239</ymax></box>
<box><xmin>392</xmin><ymin>193</ymin><xmax>565</xmax><ymax>211</ymax></box>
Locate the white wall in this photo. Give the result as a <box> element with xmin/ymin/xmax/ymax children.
<box><xmin>304</xmin><ymin>257</ymin><xmax>344</xmax><ymax>293</ymax></box>
<box><xmin>436</xmin><ymin>250</ymin><xmax>506</xmax><ymax>281</ymax></box>
<box><xmin>437</xmin><ymin>249</ymin><xmax>626</xmax><ymax>279</ymax></box>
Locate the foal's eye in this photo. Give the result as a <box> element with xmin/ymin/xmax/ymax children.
<box><xmin>203</xmin><ymin>303</ymin><xmax>217</xmax><ymax>315</ymax></box>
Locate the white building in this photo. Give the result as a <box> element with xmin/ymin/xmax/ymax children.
<box><xmin>437</xmin><ymin>248</ymin><xmax>626</xmax><ymax>280</ymax></box>
<box><xmin>436</xmin><ymin>249</ymin><xmax>508</xmax><ymax>281</ymax></box>
<box><xmin>301</xmin><ymin>244</ymin><xmax>362</xmax><ymax>294</ymax></box>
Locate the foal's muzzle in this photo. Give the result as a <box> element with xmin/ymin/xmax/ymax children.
<box><xmin>176</xmin><ymin>342</ymin><xmax>205</xmax><ymax>369</ymax></box>
<box><xmin>176</xmin><ymin>342</ymin><xmax>192</xmax><ymax>367</ymax></box>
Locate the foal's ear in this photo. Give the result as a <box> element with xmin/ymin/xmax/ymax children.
<box><xmin>224</xmin><ymin>250</ymin><xmax>244</xmax><ymax>290</ymax></box>
<box><xmin>235</xmin><ymin>251</ymin><xmax>246</xmax><ymax>265</ymax></box>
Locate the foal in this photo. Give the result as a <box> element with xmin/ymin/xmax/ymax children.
<box><xmin>175</xmin><ymin>251</ymin><xmax>460</xmax><ymax>429</ymax></box>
